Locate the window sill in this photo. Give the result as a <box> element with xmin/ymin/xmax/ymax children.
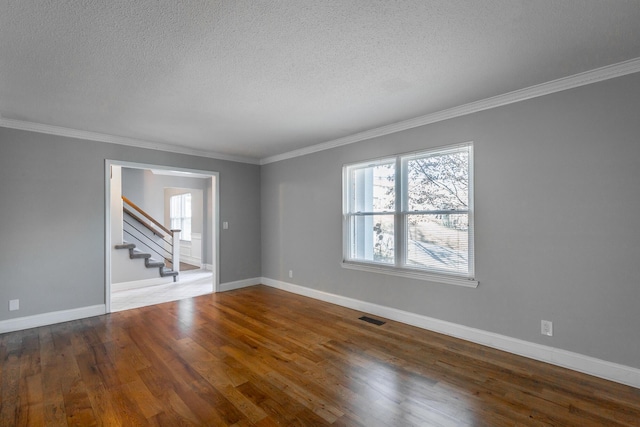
<box><xmin>341</xmin><ymin>261</ymin><xmax>479</xmax><ymax>288</ymax></box>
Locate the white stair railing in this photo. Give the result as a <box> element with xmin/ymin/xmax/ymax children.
<box><xmin>171</xmin><ymin>229</ymin><xmax>181</xmax><ymax>277</ymax></box>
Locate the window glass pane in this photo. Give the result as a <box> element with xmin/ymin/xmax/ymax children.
<box><xmin>406</xmin><ymin>214</ymin><xmax>468</xmax><ymax>274</ymax></box>
<box><xmin>169</xmin><ymin>193</ymin><xmax>192</xmax><ymax>241</ymax></box>
<box><xmin>185</xmin><ymin>193</ymin><xmax>192</xmax><ymax>217</ymax></box>
<box><xmin>351</xmin><ymin>162</ymin><xmax>395</xmax><ymax>212</ymax></box>
<box><xmin>406</xmin><ymin>149</ymin><xmax>468</xmax><ymax>211</ymax></box>
<box><xmin>182</xmin><ymin>218</ymin><xmax>192</xmax><ymax>241</ymax></box>
<box><xmin>349</xmin><ymin>214</ymin><xmax>394</xmax><ymax>264</ymax></box>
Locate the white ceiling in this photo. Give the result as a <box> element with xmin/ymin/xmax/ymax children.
<box><xmin>1</xmin><ymin>1</ymin><xmax>640</xmax><ymax>163</ymax></box>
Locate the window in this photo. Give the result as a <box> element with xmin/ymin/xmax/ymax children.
<box><xmin>343</xmin><ymin>143</ymin><xmax>476</xmax><ymax>287</ymax></box>
<box><xmin>169</xmin><ymin>193</ymin><xmax>192</xmax><ymax>241</ymax></box>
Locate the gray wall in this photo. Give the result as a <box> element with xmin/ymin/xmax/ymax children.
<box><xmin>261</xmin><ymin>72</ymin><xmax>640</xmax><ymax>369</ymax></box>
<box><xmin>0</xmin><ymin>128</ymin><xmax>261</xmax><ymax>321</ymax></box>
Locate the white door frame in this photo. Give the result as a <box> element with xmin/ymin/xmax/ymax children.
<box><xmin>104</xmin><ymin>159</ymin><xmax>220</xmax><ymax>313</ymax></box>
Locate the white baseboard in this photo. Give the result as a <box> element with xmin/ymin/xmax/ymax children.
<box><xmin>219</xmin><ymin>277</ymin><xmax>261</xmax><ymax>292</ymax></box>
<box><xmin>0</xmin><ymin>305</ymin><xmax>106</xmax><ymax>334</ymax></box>
<box><xmin>260</xmin><ymin>277</ymin><xmax>640</xmax><ymax>389</ymax></box>
<box><xmin>112</xmin><ymin>276</ymin><xmax>174</xmax><ymax>292</ymax></box>
<box><xmin>4</xmin><ymin>279</ymin><xmax>638</xmax><ymax>389</ymax></box>
<box><xmin>203</xmin><ymin>263</ymin><xmax>214</xmax><ymax>271</ymax></box>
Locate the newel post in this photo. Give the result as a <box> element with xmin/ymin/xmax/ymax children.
<box><xmin>171</xmin><ymin>229</ymin><xmax>181</xmax><ymax>277</ymax></box>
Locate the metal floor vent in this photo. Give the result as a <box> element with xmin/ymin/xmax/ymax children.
<box><xmin>359</xmin><ymin>316</ymin><xmax>385</xmax><ymax>326</ymax></box>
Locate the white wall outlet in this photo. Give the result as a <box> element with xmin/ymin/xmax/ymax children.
<box><xmin>541</xmin><ymin>320</ymin><xmax>553</xmax><ymax>336</ymax></box>
<box><xmin>289</xmin><ymin>270</ymin><xmax>293</xmax><ymax>278</ymax></box>
<box><xmin>9</xmin><ymin>299</ymin><xmax>19</xmax><ymax>311</ymax></box>
<box><xmin>223</xmin><ymin>221</ymin><xmax>229</xmax><ymax>230</ymax></box>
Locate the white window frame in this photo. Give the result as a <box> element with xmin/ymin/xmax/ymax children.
<box><xmin>170</xmin><ymin>192</ymin><xmax>192</xmax><ymax>242</ymax></box>
<box><xmin>342</xmin><ymin>142</ymin><xmax>478</xmax><ymax>288</ymax></box>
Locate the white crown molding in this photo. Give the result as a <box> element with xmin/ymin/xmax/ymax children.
<box><xmin>261</xmin><ymin>277</ymin><xmax>640</xmax><ymax>389</ymax></box>
<box><xmin>0</xmin><ymin>117</ymin><xmax>261</xmax><ymax>165</ymax></box>
<box><xmin>260</xmin><ymin>57</ymin><xmax>640</xmax><ymax>165</ymax></box>
<box><xmin>2</xmin><ymin>58</ymin><xmax>639</xmax><ymax>166</ymax></box>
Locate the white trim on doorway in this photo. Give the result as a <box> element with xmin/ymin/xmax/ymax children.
<box><xmin>105</xmin><ymin>159</ymin><xmax>220</xmax><ymax>313</ymax></box>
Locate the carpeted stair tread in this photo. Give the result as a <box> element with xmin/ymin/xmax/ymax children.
<box><xmin>115</xmin><ymin>243</ymin><xmax>136</xmax><ymax>250</ymax></box>
<box><xmin>145</xmin><ymin>259</ymin><xmax>165</xmax><ymax>268</ymax></box>
<box><xmin>161</xmin><ymin>268</ymin><xmax>179</xmax><ymax>277</ymax></box>
<box><xmin>130</xmin><ymin>249</ymin><xmax>151</xmax><ymax>259</ymax></box>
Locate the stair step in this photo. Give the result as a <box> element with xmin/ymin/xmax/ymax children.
<box><xmin>146</xmin><ymin>259</ymin><xmax>165</xmax><ymax>268</ymax></box>
<box><xmin>161</xmin><ymin>268</ymin><xmax>179</xmax><ymax>277</ymax></box>
<box><xmin>115</xmin><ymin>243</ymin><xmax>136</xmax><ymax>250</ymax></box>
<box><xmin>130</xmin><ymin>249</ymin><xmax>151</xmax><ymax>259</ymax></box>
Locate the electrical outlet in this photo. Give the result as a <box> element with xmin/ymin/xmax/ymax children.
<box><xmin>289</xmin><ymin>270</ymin><xmax>293</xmax><ymax>278</ymax></box>
<box><xmin>541</xmin><ymin>320</ymin><xmax>553</xmax><ymax>336</ymax></box>
<box><xmin>9</xmin><ymin>299</ymin><xmax>19</xmax><ymax>311</ymax></box>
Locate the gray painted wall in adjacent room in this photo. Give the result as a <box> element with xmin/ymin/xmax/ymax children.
<box><xmin>261</xmin><ymin>72</ymin><xmax>640</xmax><ymax>369</ymax></box>
<box><xmin>0</xmin><ymin>128</ymin><xmax>261</xmax><ymax>321</ymax></box>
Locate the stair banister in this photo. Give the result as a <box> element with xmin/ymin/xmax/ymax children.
<box><xmin>122</xmin><ymin>196</ymin><xmax>171</xmax><ymax>235</ymax></box>
<box><xmin>122</xmin><ymin>195</ymin><xmax>181</xmax><ymax>280</ymax></box>
<box><xmin>122</xmin><ymin>207</ymin><xmax>165</xmax><ymax>238</ymax></box>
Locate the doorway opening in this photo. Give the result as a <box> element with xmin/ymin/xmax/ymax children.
<box><xmin>105</xmin><ymin>160</ymin><xmax>219</xmax><ymax>313</ymax></box>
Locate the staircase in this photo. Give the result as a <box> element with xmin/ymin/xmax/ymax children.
<box><xmin>115</xmin><ymin>242</ymin><xmax>179</xmax><ymax>282</ymax></box>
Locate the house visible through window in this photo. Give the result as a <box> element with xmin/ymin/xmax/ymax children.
<box><xmin>343</xmin><ymin>143</ymin><xmax>475</xmax><ymax>286</ymax></box>
<box><xmin>170</xmin><ymin>193</ymin><xmax>192</xmax><ymax>242</ymax></box>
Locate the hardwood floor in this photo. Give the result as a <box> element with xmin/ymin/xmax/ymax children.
<box><xmin>1</xmin><ymin>285</ymin><xmax>639</xmax><ymax>426</ymax></box>
<box><xmin>164</xmin><ymin>261</ymin><xmax>201</xmax><ymax>272</ymax></box>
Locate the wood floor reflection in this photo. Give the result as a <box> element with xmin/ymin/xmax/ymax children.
<box><xmin>1</xmin><ymin>285</ymin><xmax>639</xmax><ymax>426</ymax></box>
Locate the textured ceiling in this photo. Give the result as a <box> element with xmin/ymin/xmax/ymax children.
<box><xmin>1</xmin><ymin>1</ymin><xmax>639</xmax><ymax>162</ymax></box>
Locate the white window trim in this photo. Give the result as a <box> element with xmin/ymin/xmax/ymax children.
<box><xmin>341</xmin><ymin>260</ymin><xmax>478</xmax><ymax>287</ymax></box>
<box><xmin>342</xmin><ymin>142</ymin><xmax>477</xmax><ymax>288</ymax></box>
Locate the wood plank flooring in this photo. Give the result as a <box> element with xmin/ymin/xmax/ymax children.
<box><xmin>1</xmin><ymin>285</ymin><xmax>639</xmax><ymax>426</ymax></box>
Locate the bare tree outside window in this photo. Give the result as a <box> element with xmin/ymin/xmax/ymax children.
<box><xmin>405</xmin><ymin>149</ymin><xmax>470</xmax><ymax>274</ymax></box>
